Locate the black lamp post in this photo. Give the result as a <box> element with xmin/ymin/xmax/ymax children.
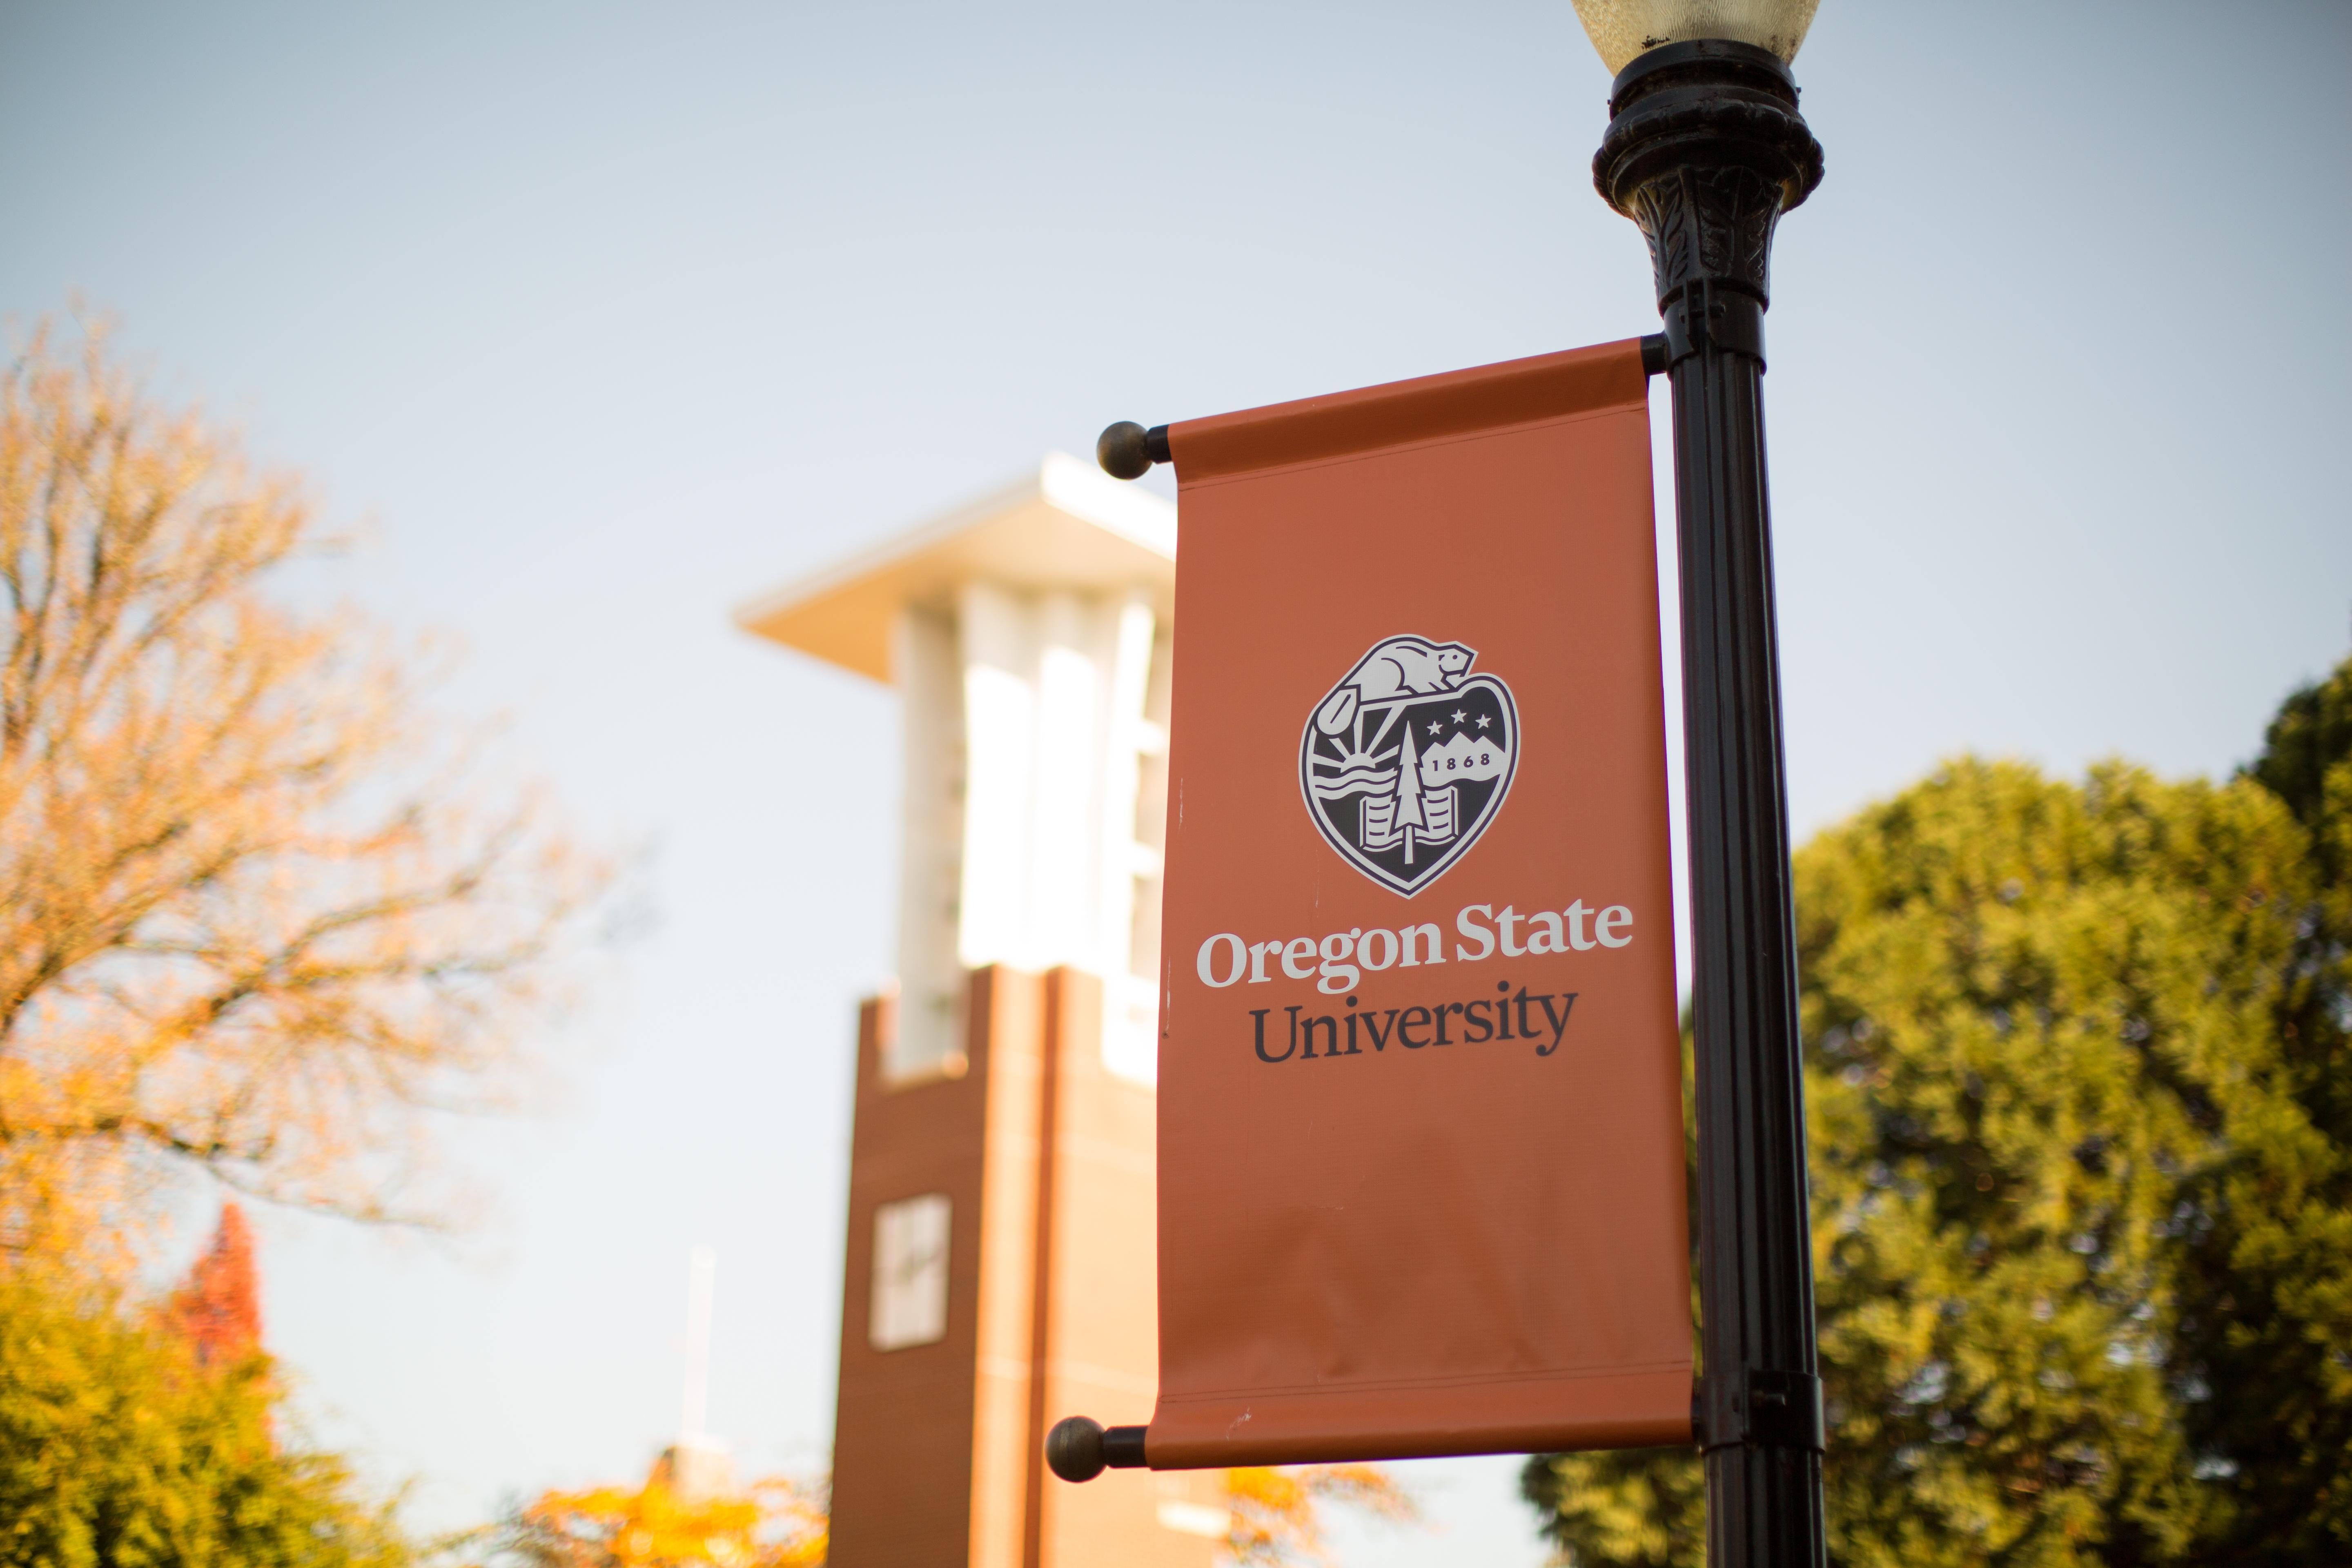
<box><xmin>1574</xmin><ymin>3</ymin><xmax>1828</xmax><ymax>1564</ymax></box>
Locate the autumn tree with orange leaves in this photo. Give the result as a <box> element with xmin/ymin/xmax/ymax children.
<box><xmin>0</xmin><ymin>320</ymin><xmax>602</xmax><ymax>1273</ymax></box>
<box><xmin>470</xmin><ymin>1459</ymin><xmax>1414</xmax><ymax>1568</ymax></box>
<box><xmin>1224</xmin><ymin>1464</ymin><xmax>1418</xmax><ymax>1566</ymax></box>
<box><xmin>159</xmin><ymin>1200</ymin><xmax>264</xmax><ymax>1368</ymax></box>
<box><xmin>479</xmin><ymin>1456</ymin><xmax>828</xmax><ymax>1568</ymax></box>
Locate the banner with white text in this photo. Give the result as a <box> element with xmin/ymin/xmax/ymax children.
<box><xmin>1148</xmin><ymin>339</ymin><xmax>1690</xmax><ymax>1467</ymax></box>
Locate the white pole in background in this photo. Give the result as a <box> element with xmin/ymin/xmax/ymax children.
<box><xmin>682</xmin><ymin>1245</ymin><xmax>715</xmax><ymax>1443</ymax></box>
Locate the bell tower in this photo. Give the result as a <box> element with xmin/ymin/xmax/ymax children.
<box><xmin>738</xmin><ymin>455</ymin><xmax>1222</xmax><ymax>1567</ymax></box>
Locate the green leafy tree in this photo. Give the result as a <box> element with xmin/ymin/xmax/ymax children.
<box><xmin>1525</xmin><ymin>656</ymin><xmax>2352</xmax><ymax>1567</ymax></box>
<box><xmin>0</xmin><ymin>1267</ymin><xmax>410</xmax><ymax>1568</ymax></box>
<box><xmin>2177</xmin><ymin>657</ymin><xmax>2352</xmax><ymax>1561</ymax></box>
<box><xmin>1521</xmin><ymin>1446</ymin><xmax>1702</xmax><ymax>1568</ymax></box>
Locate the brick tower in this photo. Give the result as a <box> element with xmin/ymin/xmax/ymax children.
<box><xmin>739</xmin><ymin>456</ymin><xmax>1222</xmax><ymax>1567</ymax></box>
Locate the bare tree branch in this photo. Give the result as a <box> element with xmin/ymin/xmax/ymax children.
<box><xmin>0</xmin><ymin>316</ymin><xmax>607</xmax><ymax>1270</ymax></box>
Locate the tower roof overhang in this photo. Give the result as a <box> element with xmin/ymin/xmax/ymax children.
<box><xmin>735</xmin><ymin>452</ymin><xmax>1178</xmax><ymax>685</ymax></box>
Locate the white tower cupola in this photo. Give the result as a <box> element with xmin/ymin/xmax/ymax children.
<box><xmin>736</xmin><ymin>454</ymin><xmax>1176</xmax><ymax>1084</ymax></box>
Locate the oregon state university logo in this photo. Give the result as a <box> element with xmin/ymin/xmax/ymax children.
<box><xmin>1299</xmin><ymin>635</ymin><xmax>1518</xmax><ymax>895</ymax></box>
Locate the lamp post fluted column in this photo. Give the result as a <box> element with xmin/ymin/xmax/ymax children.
<box><xmin>1594</xmin><ymin>38</ymin><xmax>1827</xmax><ymax>1568</ymax></box>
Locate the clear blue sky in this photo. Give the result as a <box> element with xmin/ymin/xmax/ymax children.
<box><xmin>4</xmin><ymin>1</ymin><xmax>2347</xmax><ymax>1558</ymax></box>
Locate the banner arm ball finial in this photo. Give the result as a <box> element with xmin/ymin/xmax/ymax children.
<box><xmin>1096</xmin><ymin>421</ymin><xmax>1170</xmax><ymax>480</ymax></box>
<box><xmin>1045</xmin><ymin>1415</ymin><xmax>1105</xmax><ymax>1481</ymax></box>
<box><xmin>1045</xmin><ymin>1415</ymin><xmax>1149</xmax><ymax>1481</ymax></box>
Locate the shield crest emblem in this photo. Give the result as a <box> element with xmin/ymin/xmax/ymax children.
<box><xmin>1298</xmin><ymin>634</ymin><xmax>1518</xmax><ymax>896</ymax></box>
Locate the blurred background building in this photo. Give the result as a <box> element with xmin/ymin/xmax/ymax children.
<box><xmin>741</xmin><ymin>454</ymin><xmax>1222</xmax><ymax>1565</ymax></box>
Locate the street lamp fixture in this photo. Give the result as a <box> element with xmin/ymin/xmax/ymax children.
<box><xmin>1570</xmin><ymin>0</ymin><xmax>1818</xmax><ymax>73</ymax></box>
<box><xmin>1570</xmin><ymin>2</ymin><xmax>1829</xmax><ymax>1566</ymax></box>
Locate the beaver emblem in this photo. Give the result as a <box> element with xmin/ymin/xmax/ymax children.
<box><xmin>1299</xmin><ymin>633</ymin><xmax>1517</xmax><ymax>895</ymax></box>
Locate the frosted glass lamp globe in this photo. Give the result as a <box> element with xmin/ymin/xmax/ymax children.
<box><xmin>1570</xmin><ymin>0</ymin><xmax>1820</xmax><ymax>75</ymax></box>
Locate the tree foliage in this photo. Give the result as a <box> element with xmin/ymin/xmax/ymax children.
<box><xmin>468</xmin><ymin>1456</ymin><xmax>827</xmax><ymax>1568</ymax></box>
<box><xmin>0</xmin><ymin>319</ymin><xmax>602</xmax><ymax>1269</ymax></box>
<box><xmin>2184</xmin><ymin>657</ymin><xmax>2352</xmax><ymax>1560</ymax></box>
<box><xmin>0</xmin><ymin>1267</ymin><xmax>409</xmax><ymax>1568</ymax></box>
<box><xmin>1224</xmin><ymin>1464</ymin><xmax>1417</xmax><ymax>1567</ymax></box>
<box><xmin>468</xmin><ymin>1459</ymin><xmax>1419</xmax><ymax>1568</ymax></box>
<box><xmin>160</xmin><ymin>1201</ymin><xmax>263</xmax><ymax>1369</ymax></box>
<box><xmin>1525</xmin><ymin>657</ymin><xmax>2352</xmax><ymax>1566</ymax></box>
<box><xmin>1521</xmin><ymin>1446</ymin><xmax>1701</xmax><ymax>1568</ymax></box>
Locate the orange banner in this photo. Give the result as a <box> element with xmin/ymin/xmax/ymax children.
<box><xmin>1147</xmin><ymin>339</ymin><xmax>1691</xmax><ymax>1467</ymax></box>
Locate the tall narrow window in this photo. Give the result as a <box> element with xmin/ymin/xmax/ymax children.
<box><xmin>869</xmin><ymin>1194</ymin><xmax>951</xmax><ymax>1351</ymax></box>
